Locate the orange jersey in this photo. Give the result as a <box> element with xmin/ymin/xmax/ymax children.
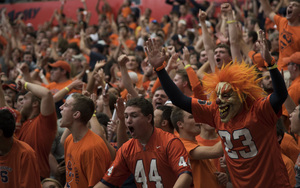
<box><xmin>180</xmin><ymin>138</ymin><xmax>219</xmax><ymax>188</ymax></box>
<box><xmin>102</xmin><ymin>128</ymin><xmax>192</xmax><ymax>187</ymax></box>
<box><xmin>274</xmin><ymin>15</ymin><xmax>300</xmax><ymax>71</ymax></box>
<box><xmin>0</xmin><ymin>138</ymin><xmax>41</xmax><ymax>188</ymax></box>
<box><xmin>17</xmin><ymin>112</ymin><xmax>57</xmax><ymax>178</ymax></box>
<box><xmin>64</xmin><ymin>130</ymin><xmax>111</xmax><ymax>187</ymax></box>
<box><xmin>191</xmin><ymin>96</ymin><xmax>290</xmax><ymax>187</ymax></box>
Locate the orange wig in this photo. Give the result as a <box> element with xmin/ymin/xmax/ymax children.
<box><xmin>202</xmin><ymin>61</ymin><xmax>264</xmax><ymax>108</ymax></box>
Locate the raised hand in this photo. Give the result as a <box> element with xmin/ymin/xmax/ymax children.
<box><xmin>221</xmin><ymin>3</ymin><xmax>232</xmax><ymax>13</ymax></box>
<box><xmin>166</xmin><ymin>53</ymin><xmax>179</xmax><ymax>72</ymax></box>
<box><xmin>182</xmin><ymin>46</ymin><xmax>190</xmax><ymax>65</ymax></box>
<box><xmin>198</xmin><ymin>10</ymin><xmax>207</xmax><ymax>23</ymax></box>
<box><xmin>115</xmin><ymin>97</ymin><xmax>125</xmax><ymax>120</ymax></box>
<box><xmin>257</xmin><ymin>30</ymin><xmax>273</xmax><ymax>66</ymax></box>
<box><xmin>118</xmin><ymin>54</ymin><xmax>129</xmax><ymax>67</ymax></box>
<box><xmin>145</xmin><ymin>38</ymin><xmax>167</xmax><ymax>69</ymax></box>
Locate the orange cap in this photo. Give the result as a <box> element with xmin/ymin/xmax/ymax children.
<box><xmin>48</xmin><ymin>60</ymin><xmax>71</xmax><ymax>73</ymax></box>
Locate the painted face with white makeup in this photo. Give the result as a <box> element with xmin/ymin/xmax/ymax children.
<box><xmin>215</xmin><ymin>82</ymin><xmax>243</xmax><ymax>123</ymax></box>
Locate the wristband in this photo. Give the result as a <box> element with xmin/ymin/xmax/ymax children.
<box><xmin>267</xmin><ymin>64</ymin><xmax>278</xmax><ymax>71</ymax></box>
<box><xmin>184</xmin><ymin>64</ymin><xmax>191</xmax><ymax>69</ymax></box>
<box><xmin>24</xmin><ymin>82</ymin><xmax>28</xmax><ymax>90</ymax></box>
<box><xmin>64</xmin><ymin>87</ymin><xmax>70</xmax><ymax>92</ymax></box>
<box><xmin>226</xmin><ymin>20</ymin><xmax>237</xmax><ymax>24</ymax></box>
<box><xmin>93</xmin><ymin>110</ymin><xmax>96</xmax><ymax>117</ymax></box>
<box><xmin>154</xmin><ymin>62</ymin><xmax>167</xmax><ymax>72</ymax></box>
<box><xmin>34</xmin><ymin>68</ymin><xmax>40</xmax><ymax>73</ymax></box>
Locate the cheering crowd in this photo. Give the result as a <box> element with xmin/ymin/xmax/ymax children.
<box><xmin>1</xmin><ymin>0</ymin><xmax>300</xmax><ymax>187</ymax></box>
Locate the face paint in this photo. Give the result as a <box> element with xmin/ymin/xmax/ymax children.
<box><xmin>216</xmin><ymin>82</ymin><xmax>243</xmax><ymax>123</ymax></box>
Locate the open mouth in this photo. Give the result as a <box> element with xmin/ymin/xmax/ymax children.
<box><xmin>155</xmin><ymin>101</ymin><xmax>162</xmax><ymax>107</ymax></box>
<box><xmin>216</xmin><ymin>58</ymin><xmax>221</xmax><ymax>63</ymax></box>
<box><xmin>287</xmin><ymin>9</ymin><xmax>293</xmax><ymax>17</ymax></box>
<box><xmin>128</xmin><ymin>126</ymin><xmax>135</xmax><ymax>134</ymax></box>
<box><xmin>219</xmin><ymin>105</ymin><xmax>229</xmax><ymax>119</ymax></box>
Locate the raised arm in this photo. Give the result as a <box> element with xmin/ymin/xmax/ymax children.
<box><xmin>190</xmin><ymin>141</ymin><xmax>223</xmax><ymax>160</ymax></box>
<box><xmin>221</xmin><ymin>3</ymin><xmax>243</xmax><ymax>63</ymax></box>
<box><xmin>198</xmin><ymin>10</ymin><xmax>216</xmax><ymax>72</ymax></box>
<box><xmin>115</xmin><ymin>97</ymin><xmax>129</xmax><ymax>148</ymax></box>
<box><xmin>259</xmin><ymin>0</ymin><xmax>276</xmax><ymax>22</ymax></box>
<box><xmin>259</xmin><ymin>31</ymin><xmax>287</xmax><ymax>113</ymax></box>
<box><xmin>18</xmin><ymin>80</ymin><xmax>55</xmax><ymax>116</ymax></box>
<box><xmin>145</xmin><ymin>38</ymin><xmax>192</xmax><ymax>113</ymax></box>
<box><xmin>118</xmin><ymin>54</ymin><xmax>139</xmax><ymax>98</ymax></box>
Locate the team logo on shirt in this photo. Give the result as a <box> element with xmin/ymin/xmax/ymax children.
<box><xmin>197</xmin><ymin>100</ymin><xmax>212</xmax><ymax>105</ymax></box>
<box><xmin>280</xmin><ymin>30</ymin><xmax>294</xmax><ymax>50</ymax></box>
<box><xmin>0</xmin><ymin>166</ymin><xmax>12</xmax><ymax>183</ymax></box>
<box><xmin>65</xmin><ymin>154</ymin><xmax>80</xmax><ymax>186</ymax></box>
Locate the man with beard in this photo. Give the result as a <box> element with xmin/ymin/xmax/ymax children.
<box><xmin>260</xmin><ymin>70</ymin><xmax>274</xmax><ymax>95</ymax></box>
<box><xmin>145</xmin><ymin>34</ymin><xmax>290</xmax><ymax>187</ymax></box>
<box><xmin>16</xmin><ymin>80</ymin><xmax>57</xmax><ymax>180</ymax></box>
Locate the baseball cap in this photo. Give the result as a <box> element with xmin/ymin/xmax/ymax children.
<box><xmin>283</xmin><ymin>52</ymin><xmax>300</xmax><ymax>67</ymax></box>
<box><xmin>2</xmin><ymin>80</ymin><xmax>18</xmax><ymax>92</ymax></box>
<box><xmin>48</xmin><ymin>60</ymin><xmax>71</xmax><ymax>73</ymax></box>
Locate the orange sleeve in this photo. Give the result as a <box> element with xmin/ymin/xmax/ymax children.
<box><xmin>186</xmin><ymin>67</ymin><xmax>206</xmax><ymax>100</ymax></box>
<box><xmin>151</xmin><ymin>77</ymin><xmax>162</xmax><ymax>94</ymax></box>
<box><xmin>248</xmin><ymin>51</ymin><xmax>267</xmax><ymax>68</ymax></box>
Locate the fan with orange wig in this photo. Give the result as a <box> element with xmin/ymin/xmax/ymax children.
<box><xmin>202</xmin><ymin>60</ymin><xmax>265</xmax><ymax>109</ymax></box>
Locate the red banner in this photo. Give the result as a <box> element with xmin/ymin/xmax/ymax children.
<box><xmin>0</xmin><ymin>0</ymin><xmax>174</xmax><ymax>29</ymax></box>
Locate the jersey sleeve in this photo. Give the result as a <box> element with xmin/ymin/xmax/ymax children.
<box><xmin>191</xmin><ymin>98</ymin><xmax>216</xmax><ymax>127</ymax></box>
<box><xmin>255</xmin><ymin>96</ymin><xmax>280</xmax><ymax>128</ymax></box>
<box><xmin>101</xmin><ymin>147</ymin><xmax>131</xmax><ymax>187</ymax></box>
<box><xmin>166</xmin><ymin>138</ymin><xmax>192</xmax><ymax>177</ymax></box>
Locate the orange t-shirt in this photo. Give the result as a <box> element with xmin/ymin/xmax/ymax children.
<box><xmin>180</xmin><ymin>138</ymin><xmax>220</xmax><ymax>188</ymax></box>
<box><xmin>64</xmin><ymin>129</ymin><xmax>111</xmax><ymax>187</ymax></box>
<box><xmin>281</xmin><ymin>133</ymin><xmax>300</xmax><ymax>164</ymax></box>
<box><xmin>17</xmin><ymin>112</ymin><xmax>57</xmax><ymax>178</ymax></box>
<box><xmin>274</xmin><ymin>15</ymin><xmax>300</xmax><ymax>71</ymax></box>
<box><xmin>0</xmin><ymin>138</ymin><xmax>41</xmax><ymax>188</ymax></box>
<box><xmin>282</xmin><ymin>76</ymin><xmax>300</xmax><ymax>117</ymax></box>
<box><xmin>282</xmin><ymin>153</ymin><xmax>296</xmax><ymax>187</ymax></box>
<box><xmin>196</xmin><ymin>135</ymin><xmax>223</xmax><ymax>174</ymax></box>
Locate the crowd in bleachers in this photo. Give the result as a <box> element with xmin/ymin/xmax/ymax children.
<box><xmin>1</xmin><ymin>0</ymin><xmax>300</xmax><ymax>187</ymax></box>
